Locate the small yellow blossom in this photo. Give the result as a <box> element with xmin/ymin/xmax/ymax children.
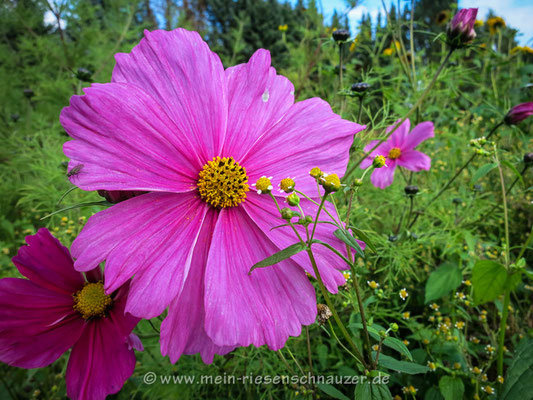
<box><xmin>402</xmin><ymin>311</ymin><xmax>410</xmax><ymax>320</ymax></box>
<box><xmin>482</xmin><ymin>385</ymin><xmax>495</xmax><ymax>395</ymax></box>
<box><xmin>497</xmin><ymin>376</ymin><xmax>504</xmax><ymax>384</ymax></box>
<box><xmin>427</xmin><ymin>361</ymin><xmax>437</xmax><ymax>371</ymax></box>
<box><xmin>278</xmin><ymin>24</ymin><xmax>288</xmax><ymax>32</ymax></box>
<box><xmin>367</xmin><ymin>280</ymin><xmax>379</xmax><ymax>289</ymax></box>
<box><xmin>429</xmin><ymin>303</ymin><xmax>439</xmax><ymax>311</ymax></box>
<box><xmin>399</xmin><ymin>288</ymin><xmax>408</xmax><ymax>301</ymax></box>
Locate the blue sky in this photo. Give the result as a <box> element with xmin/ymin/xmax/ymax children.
<box><xmin>313</xmin><ymin>0</ymin><xmax>532</xmax><ymax>45</ymax></box>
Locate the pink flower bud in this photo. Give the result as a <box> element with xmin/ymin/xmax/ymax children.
<box><xmin>504</xmin><ymin>102</ymin><xmax>533</xmax><ymax>125</ymax></box>
<box><xmin>447</xmin><ymin>8</ymin><xmax>478</xmax><ymax>47</ymax></box>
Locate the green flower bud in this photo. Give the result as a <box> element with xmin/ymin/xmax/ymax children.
<box><xmin>287</xmin><ymin>193</ymin><xmax>300</xmax><ymax>206</ymax></box>
<box><xmin>390</xmin><ymin>323</ymin><xmax>399</xmax><ymax>332</ymax></box>
<box><xmin>280</xmin><ymin>207</ymin><xmax>293</xmax><ymax>221</ymax></box>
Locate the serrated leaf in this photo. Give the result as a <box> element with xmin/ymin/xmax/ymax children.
<box><xmin>316</xmin><ymin>383</ymin><xmax>350</xmax><ymax>400</ymax></box>
<box><xmin>354</xmin><ymin>382</ymin><xmax>392</xmax><ymax>399</ymax></box>
<box><xmin>472</xmin><ymin>260</ymin><xmax>507</xmax><ymax>305</ymax></box>
<box><xmin>501</xmin><ymin>339</ymin><xmax>533</xmax><ymax>399</ymax></box>
<box><xmin>376</xmin><ymin>354</ymin><xmax>430</xmax><ymax>374</ymax></box>
<box><xmin>248</xmin><ymin>243</ymin><xmax>306</xmax><ymax>273</ymax></box>
<box><xmin>438</xmin><ymin>376</ymin><xmax>464</xmax><ymax>400</ymax></box>
<box><xmin>425</xmin><ymin>263</ymin><xmax>463</xmax><ymax>304</ymax></box>
<box><xmin>334</xmin><ymin>229</ymin><xmax>365</xmax><ymax>258</ymax></box>
<box><xmin>471</xmin><ymin>162</ymin><xmax>497</xmax><ymax>184</ymax></box>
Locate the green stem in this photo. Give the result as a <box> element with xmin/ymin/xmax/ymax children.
<box><xmin>409</xmin><ymin>122</ymin><xmax>504</xmax><ymax>229</ymax></box>
<box><xmin>345</xmin><ymin>48</ymin><xmax>454</xmax><ymax>180</ymax></box>
<box><xmin>497</xmin><ymin>290</ymin><xmax>510</xmax><ymax>376</ymax></box>
<box><xmin>307</xmin><ymin>249</ymin><xmax>367</xmax><ymax>368</ymax></box>
<box><xmin>495</xmin><ymin>146</ymin><xmax>510</xmax><ymax>376</ymax></box>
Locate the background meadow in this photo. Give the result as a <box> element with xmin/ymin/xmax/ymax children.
<box><xmin>0</xmin><ymin>0</ymin><xmax>532</xmax><ymax>399</ymax></box>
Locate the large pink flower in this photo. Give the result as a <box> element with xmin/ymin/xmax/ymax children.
<box><xmin>60</xmin><ymin>29</ymin><xmax>365</xmax><ymax>362</ymax></box>
<box><xmin>361</xmin><ymin>118</ymin><xmax>434</xmax><ymax>189</ymax></box>
<box><xmin>0</xmin><ymin>229</ymin><xmax>142</xmax><ymax>400</ymax></box>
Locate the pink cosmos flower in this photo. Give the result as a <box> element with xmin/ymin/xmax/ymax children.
<box><xmin>361</xmin><ymin>118</ymin><xmax>434</xmax><ymax>189</ymax></box>
<box><xmin>60</xmin><ymin>29</ymin><xmax>365</xmax><ymax>363</ymax></box>
<box><xmin>0</xmin><ymin>229</ymin><xmax>142</xmax><ymax>400</ymax></box>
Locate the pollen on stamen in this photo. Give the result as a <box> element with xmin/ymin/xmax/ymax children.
<box><xmin>73</xmin><ymin>281</ymin><xmax>113</xmax><ymax>320</ymax></box>
<box><xmin>197</xmin><ymin>156</ymin><xmax>249</xmax><ymax>208</ymax></box>
<box><xmin>388</xmin><ymin>147</ymin><xmax>402</xmax><ymax>159</ymax></box>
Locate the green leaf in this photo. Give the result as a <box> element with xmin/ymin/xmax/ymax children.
<box><xmin>354</xmin><ymin>382</ymin><xmax>392</xmax><ymax>399</ymax></box>
<box><xmin>505</xmin><ymin>272</ymin><xmax>522</xmax><ymax>291</ymax></box>
<box><xmin>248</xmin><ymin>243</ymin><xmax>306</xmax><ymax>274</ymax></box>
<box><xmin>349</xmin><ymin>323</ymin><xmax>412</xmax><ymax>360</ymax></box>
<box><xmin>501</xmin><ymin>339</ymin><xmax>533</xmax><ymax>399</ymax></box>
<box><xmin>471</xmin><ymin>162</ymin><xmax>497</xmax><ymax>184</ymax></box>
<box><xmin>316</xmin><ymin>383</ymin><xmax>350</xmax><ymax>400</ymax></box>
<box><xmin>425</xmin><ymin>262</ymin><xmax>463</xmax><ymax>304</ymax></box>
<box><xmin>438</xmin><ymin>376</ymin><xmax>464</xmax><ymax>400</ymax></box>
<box><xmin>333</xmin><ymin>229</ymin><xmax>365</xmax><ymax>258</ymax></box>
<box><xmin>376</xmin><ymin>354</ymin><xmax>430</xmax><ymax>374</ymax></box>
<box><xmin>351</xmin><ymin>227</ymin><xmax>378</xmax><ymax>253</ymax></box>
<box><xmin>501</xmin><ymin>160</ymin><xmax>525</xmax><ymax>187</ymax></box>
<box><xmin>472</xmin><ymin>260</ymin><xmax>507</xmax><ymax>305</ymax></box>
<box><xmin>425</xmin><ymin>386</ymin><xmax>445</xmax><ymax>400</ymax></box>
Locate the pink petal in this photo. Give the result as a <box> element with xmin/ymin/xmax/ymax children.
<box><xmin>397</xmin><ymin>150</ymin><xmax>431</xmax><ymax>171</ymax></box>
<box><xmin>0</xmin><ymin>278</ymin><xmax>84</xmax><ymax>369</ymax></box>
<box><xmin>402</xmin><ymin>121</ymin><xmax>434</xmax><ymax>150</ymax></box>
<box><xmin>223</xmin><ymin>49</ymin><xmax>294</xmax><ymax>159</ymax></box>
<box><xmin>244</xmin><ymin>194</ymin><xmax>352</xmax><ymax>293</ymax></box>
<box><xmin>66</xmin><ymin>311</ymin><xmax>137</xmax><ymax>400</ymax></box>
<box><xmin>204</xmin><ymin>207</ymin><xmax>316</xmax><ymax>349</ymax></box>
<box><xmin>161</xmin><ymin>208</ymin><xmax>235</xmax><ymax>364</ymax></box>
<box><xmin>12</xmin><ymin>228</ymin><xmax>84</xmax><ymax>296</ymax></box>
<box><xmin>370</xmin><ymin>160</ymin><xmax>397</xmax><ymax>189</ymax></box>
<box><xmin>112</xmin><ymin>29</ymin><xmax>227</xmax><ymax>161</ymax></box>
<box><xmin>61</xmin><ymin>83</ymin><xmax>200</xmax><ymax>193</ymax></box>
<box><xmin>71</xmin><ymin>192</ymin><xmax>209</xmax><ymax>318</ymax></box>
<box><xmin>387</xmin><ymin>118</ymin><xmax>410</xmax><ymax>148</ymax></box>
<box><xmin>242</xmin><ymin>98</ymin><xmax>365</xmax><ymax>193</ymax></box>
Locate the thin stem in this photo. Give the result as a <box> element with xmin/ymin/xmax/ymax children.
<box><xmin>357</xmin><ymin>95</ymin><xmax>364</xmax><ymax>122</ymax></box>
<box><xmin>305</xmin><ymin>326</ymin><xmax>314</xmax><ymax>376</ymax></box>
<box><xmin>285</xmin><ymin>345</ymin><xmax>306</xmax><ymax>376</ymax></box>
<box><xmin>409</xmin><ymin>122</ymin><xmax>504</xmax><ymax>228</ymax></box>
<box><xmin>345</xmin><ymin>48</ymin><xmax>454</xmax><ymax>180</ymax></box>
<box><xmin>495</xmin><ymin>147</ymin><xmax>510</xmax><ymax>376</ymax></box>
<box><xmin>497</xmin><ymin>290</ymin><xmax>510</xmax><ymax>376</ymax></box>
<box><xmin>307</xmin><ymin>249</ymin><xmax>367</xmax><ymax>368</ymax></box>
<box><xmin>310</xmin><ymin>195</ymin><xmax>327</xmax><ymax>242</ymax></box>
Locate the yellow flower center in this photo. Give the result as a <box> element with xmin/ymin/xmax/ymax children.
<box><xmin>279</xmin><ymin>178</ymin><xmax>295</xmax><ymax>193</ymax></box>
<box><xmin>73</xmin><ymin>282</ymin><xmax>112</xmax><ymax>319</ymax></box>
<box><xmin>254</xmin><ymin>176</ymin><xmax>273</xmax><ymax>194</ymax></box>
<box><xmin>197</xmin><ymin>157</ymin><xmax>249</xmax><ymax>208</ymax></box>
<box><xmin>388</xmin><ymin>147</ymin><xmax>402</xmax><ymax>159</ymax></box>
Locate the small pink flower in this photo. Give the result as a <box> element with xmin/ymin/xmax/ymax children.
<box><xmin>504</xmin><ymin>102</ymin><xmax>533</xmax><ymax>125</ymax></box>
<box><xmin>0</xmin><ymin>229</ymin><xmax>142</xmax><ymax>400</ymax></box>
<box><xmin>361</xmin><ymin>119</ymin><xmax>434</xmax><ymax>189</ymax></box>
<box><xmin>447</xmin><ymin>8</ymin><xmax>478</xmax><ymax>46</ymax></box>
